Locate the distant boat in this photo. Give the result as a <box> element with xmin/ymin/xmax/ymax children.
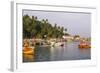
<box><xmin>78</xmin><ymin>40</ymin><xmax>91</xmax><ymax>49</ymax></box>
<box><xmin>78</xmin><ymin>45</ymin><xmax>91</xmax><ymax>49</ymax></box>
<box><xmin>50</xmin><ymin>41</ymin><xmax>55</xmax><ymax>47</ymax></box>
<box><xmin>50</xmin><ymin>42</ymin><xmax>64</xmax><ymax>47</ymax></box>
<box><xmin>60</xmin><ymin>44</ymin><xmax>64</xmax><ymax>47</ymax></box>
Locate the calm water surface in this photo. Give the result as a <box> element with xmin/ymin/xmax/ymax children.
<box><xmin>23</xmin><ymin>42</ymin><xmax>91</xmax><ymax>62</ymax></box>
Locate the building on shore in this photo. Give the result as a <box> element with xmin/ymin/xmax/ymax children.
<box><xmin>62</xmin><ymin>35</ymin><xmax>74</xmax><ymax>40</ymax></box>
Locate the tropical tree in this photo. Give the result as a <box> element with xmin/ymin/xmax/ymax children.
<box><xmin>23</xmin><ymin>15</ymin><xmax>67</xmax><ymax>39</ymax></box>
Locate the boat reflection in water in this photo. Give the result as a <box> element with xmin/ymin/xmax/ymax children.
<box><xmin>23</xmin><ymin>54</ymin><xmax>34</xmax><ymax>62</ymax></box>
<box><xmin>23</xmin><ymin>41</ymin><xmax>91</xmax><ymax>62</ymax></box>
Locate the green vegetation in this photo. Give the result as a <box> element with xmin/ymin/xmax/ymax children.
<box><xmin>23</xmin><ymin>15</ymin><xmax>66</xmax><ymax>39</ymax></box>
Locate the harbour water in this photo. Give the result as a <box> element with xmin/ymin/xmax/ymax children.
<box><xmin>23</xmin><ymin>41</ymin><xmax>91</xmax><ymax>62</ymax></box>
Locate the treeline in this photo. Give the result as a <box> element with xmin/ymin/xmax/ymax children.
<box><xmin>23</xmin><ymin>15</ymin><xmax>67</xmax><ymax>39</ymax></box>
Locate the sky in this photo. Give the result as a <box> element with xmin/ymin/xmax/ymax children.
<box><xmin>23</xmin><ymin>10</ymin><xmax>91</xmax><ymax>38</ymax></box>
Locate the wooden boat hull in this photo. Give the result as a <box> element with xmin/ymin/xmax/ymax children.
<box><xmin>78</xmin><ymin>45</ymin><xmax>91</xmax><ymax>49</ymax></box>
<box><xmin>23</xmin><ymin>50</ymin><xmax>33</xmax><ymax>55</ymax></box>
<box><xmin>23</xmin><ymin>47</ymin><xmax>34</xmax><ymax>55</ymax></box>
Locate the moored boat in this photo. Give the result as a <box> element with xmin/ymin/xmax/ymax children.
<box><xmin>23</xmin><ymin>48</ymin><xmax>34</xmax><ymax>55</ymax></box>
<box><xmin>54</xmin><ymin>42</ymin><xmax>64</xmax><ymax>47</ymax></box>
<box><xmin>60</xmin><ymin>43</ymin><xmax>64</xmax><ymax>47</ymax></box>
<box><xmin>78</xmin><ymin>44</ymin><xmax>91</xmax><ymax>49</ymax></box>
<box><xmin>78</xmin><ymin>40</ymin><xmax>91</xmax><ymax>49</ymax></box>
<box><xmin>23</xmin><ymin>40</ymin><xmax>34</xmax><ymax>55</ymax></box>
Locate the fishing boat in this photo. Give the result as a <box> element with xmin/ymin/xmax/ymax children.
<box><xmin>78</xmin><ymin>45</ymin><xmax>90</xmax><ymax>49</ymax></box>
<box><xmin>78</xmin><ymin>40</ymin><xmax>91</xmax><ymax>49</ymax></box>
<box><xmin>50</xmin><ymin>41</ymin><xmax>55</xmax><ymax>47</ymax></box>
<box><xmin>52</xmin><ymin>42</ymin><xmax>64</xmax><ymax>47</ymax></box>
<box><xmin>60</xmin><ymin>43</ymin><xmax>64</xmax><ymax>47</ymax></box>
<box><xmin>23</xmin><ymin>40</ymin><xmax>34</xmax><ymax>55</ymax></box>
<box><xmin>23</xmin><ymin>47</ymin><xmax>34</xmax><ymax>55</ymax></box>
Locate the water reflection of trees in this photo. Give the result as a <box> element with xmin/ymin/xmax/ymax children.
<box><xmin>34</xmin><ymin>46</ymin><xmax>51</xmax><ymax>62</ymax></box>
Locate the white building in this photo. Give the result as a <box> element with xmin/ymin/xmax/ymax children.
<box><xmin>63</xmin><ymin>35</ymin><xmax>74</xmax><ymax>40</ymax></box>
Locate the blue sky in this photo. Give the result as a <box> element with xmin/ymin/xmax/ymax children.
<box><xmin>23</xmin><ymin>10</ymin><xmax>91</xmax><ymax>38</ymax></box>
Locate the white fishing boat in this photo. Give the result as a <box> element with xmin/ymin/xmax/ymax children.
<box><xmin>55</xmin><ymin>42</ymin><xmax>64</xmax><ymax>47</ymax></box>
<box><xmin>50</xmin><ymin>41</ymin><xmax>55</xmax><ymax>47</ymax></box>
<box><xmin>50</xmin><ymin>41</ymin><xmax>64</xmax><ymax>47</ymax></box>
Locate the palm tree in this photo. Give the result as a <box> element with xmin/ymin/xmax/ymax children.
<box><xmin>65</xmin><ymin>28</ymin><xmax>67</xmax><ymax>32</ymax></box>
